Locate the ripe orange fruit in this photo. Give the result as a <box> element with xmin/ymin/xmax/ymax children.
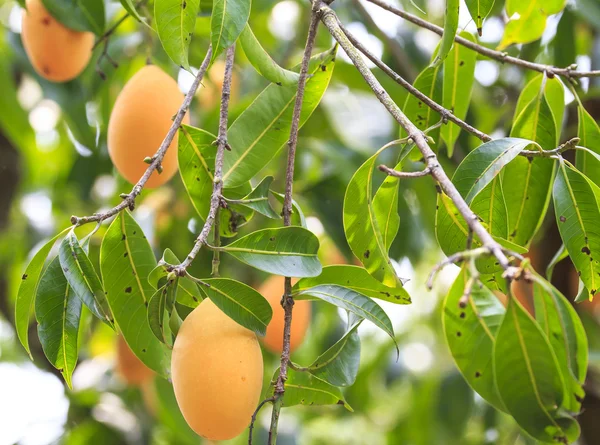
<box><xmin>259</xmin><ymin>276</ymin><xmax>311</xmax><ymax>354</ymax></box>
<box><xmin>108</xmin><ymin>65</ymin><xmax>188</xmax><ymax>188</ymax></box>
<box><xmin>115</xmin><ymin>336</ymin><xmax>154</xmax><ymax>386</ymax></box>
<box><xmin>171</xmin><ymin>299</ymin><xmax>263</xmax><ymax>440</ymax></box>
<box><xmin>21</xmin><ymin>0</ymin><xmax>94</xmax><ymax>82</ymax></box>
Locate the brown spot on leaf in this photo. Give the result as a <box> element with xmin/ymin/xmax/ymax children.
<box><xmin>559</xmin><ymin>215</ymin><xmax>566</xmax><ymax>222</ymax></box>
<box><xmin>363</xmin><ymin>250</ymin><xmax>370</xmax><ymax>259</ymax></box>
<box><xmin>125</xmin><ymin>287</ymin><xmax>132</xmax><ymax>293</ymax></box>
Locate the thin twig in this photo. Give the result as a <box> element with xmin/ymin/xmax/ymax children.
<box><xmin>71</xmin><ymin>46</ymin><xmax>213</xmax><ymax>227</ymax></box>
<box><xmin>93</xmin><ymin>0</ymin><xmax>147</xmax><ymax>78</ymax></box>
<box><xmin>426</xmin><ymin>246</ymin><xmax>489</xmax><ymax>289</ymax></box>
<box><xmin>520</xmin><ymin>137</ymin><xmax>580</xmax><ymax>157</ymax></box>
<box><xmin>169</xmin><ymin>45</ymin><xmax>236</xmax><ymax>276</ymax></box>
<box><xmin>248</xmin><ymin>396</ymin><xmax>276</xmax><ymax>445</ymax></box>
<box><xmin>365</xmin><ymin>0</ymin><xmax>600</xmax><ymax>80</ymax></box>
<box><xmin>378</xmin><ymin>164</ymin><xmax>431</xmax><ymax>178</ymax></box>
<box><xmin>318</xmin><ymin>2</ymin><xmax>516</xmax><ymax>280</ymax></box>
<box><xmin>337</xmin><ymin>17</ymin><xmax>491</xmax><ymax>142</ymax></box>
<box><xmin>268</xmin><ymin>6</ymin><xmax>321</xmax><ymax>445</ymax></box>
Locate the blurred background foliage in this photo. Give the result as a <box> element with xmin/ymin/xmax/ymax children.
<box><xmin>1</xmin><ymin>0</ymin><xmax>600</xmax><ymax>443</ymax></box>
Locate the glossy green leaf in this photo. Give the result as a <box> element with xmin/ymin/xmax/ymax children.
<box><xmin>441</xmin><ymin>32</ymin><xmax>477</xmax><ymax>155</ymax></box>
<box><xmin>147</xmin><ymin>283</ymin><xmax>175</xmax><ymax>346</ymax></box>
<box><xmin>59</xmin><ymin>230</ymin><xmax>112</xmax><ymax>325</ymax></box>
<box><xmin>15</xmin><ymin>227</ymin><xmax>70</xmax><ymax>357</ymax></box>
<box><xmin>532</xmin><ymin>273</ymin><xmax>587</xmax><ymax>412</ymax></box>
<box><xmin>443</xmin><ymin>268</ymin><xmax>506</xmax><ymax>411</ymax></box>
<box><xmin>198</xmin><ymin>278</ymin><xmax>272</xmax><ymax>336</ymax></box>
<box><xmin>432</xmin><ymin>0</ymin><xmax>459</xmax><ymax>67</ymax></box>
<box><xmin>220</xmin><ymin>227</ymin><xmax>321</xmax><ymax>277</ymax></box>
<box><xmin>344</xmin><ymin>147</ymin><xmax>402</xmax><ymax>287</ymax></box>
<box><xmin>546</xmin><ymin>244</ymin><xmax>568</xmax><ymax>280</ymax></box>
<box><xmin>294</xmin><ymin>265</ymin><xmax>411</xmax><ymax>305</ymax></box>
<box><xmin>493</xmin><ymin>296</ymin><xmax>579</xmax><ymax>443</ymax></box>
<box><xmin>553</xmin><ymin>160</ymin><xmax>600</xmax><ymax>297</ymax></box>
<box><xmin>305</xmin><ymin>320</ymin><xmax>361</xmax><ymax>387</ymax></box>
<box><xmin>554</xmin><ymin>7</ymin><xmax>576</xmax><ymax>68</ymax></box>
<box><xmin>503</xmin><ymin>80</ymin><xmax>558</xmax><ymax>247</ymax></box>
<box><xmin>226</xmin><ymin>176</ymin><xmax>280</xmax><ymax>219</ymax></box>
<box><xmin>239</xmin><ymin>25</ymin><xmax>299</xmax><ymax>86</ymax></box>
<box><xmin>270</xmin><ymin>367</ymin><xmax>352</xmax><ymax>411</ymax></box>
<box><xmin>100</xmin><ymin>211</ymin><xmax>171</xmax><ymax>377</ymax></box>
<box><xmin>210</xmin><ymin>0</ymin><xmax>250</xmax><ymax>62</ymax></box>
<box><xmin>464</xmin><ymin>0</ymin><xmax>495</xmax><ymax>33</ymax></box>
<box><xmin>373</xmin><ymin>162</ymin><xmax>401</xmax><ymax>252</ymax></box>
<box><xmin>119</xmin><ymin>0</ymin><xmax>145</xmax><ymax>23</ymax></box>
<box><xmin>456</xmin><ymin>138</ymin><xmax>533</xmax><ymax>204</ymax></box>
<box><xmin>576</xmin><ymin>105</ymin><xmax>600</xmax><ymax>188</ymax></box>
<box><xmin>514</xmin><ymin>75</ymin><xmax>564</xmax><ymax>143</ymax></box>
<box><xmin>155</xmin><ymin>0</ymin><xmax>200</xmax><ymax>70</ymax></box>
<box><xmin>500</xmin><ymin>0</ymin><xmax>566</xmax><ymax>49</ymax></box>
<box><xmin>295</xmin><ymin>284</ymin><xmax>395</xmax><ymax>343</ymax></box>
<box><xmin>41</xmin><ymin>0</ymin><xmax>105</xmax><ymax>35</ymax></box>
<box><xmin>35</xmin><ymin>256</ymin><xmax>82</xmax><ymax>388</ymax></box>
<box><xmin>222</xmin><ymin>47</ymin><xmax>336</xmax><ymax>187</ymax></box>
<box><xmin>178</xmin><ymin>125</ymin><xmax>253</xmax><ymax>237</ymax></box>
<box><xmin>401</xmin><ymin>65</ymin><xmax>443</xmax><ymax>144</ymax></box>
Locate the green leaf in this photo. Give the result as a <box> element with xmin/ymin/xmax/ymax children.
<box><xmin>401</xmin><ymin>65</ymin><xmax>443</xmax><ymax>144</ymax></box>
<box><xmin>514</xmin><ymin>75</ymin><xmax>564</xmax><ymax>143</ymax></box>
<box><xmin>270</xmin><ymin>367</ymin><xmax>353</xmax><ymax>411</ymax></box>
<box><xmin>155</xmin><ymin>0</ymin><xmax>200</xmax><ymax>70</ymax></box>
<box><xmin>344</xmin><ymin>147</ymin><xmax>402</xmax><ymax>287</ymax></box>
<box><xmin>221</xmin><ymin>227</ymin><xmax>321</xmax><ymax>277</ymax></box>
<box><xmin>41</xmin><ymin>0</ymin><xmax>105</xmax><ymax>35</ymax></box>
<box><xmin>576</xmin><ymin>105</ymin><xmax>600</xmax><ymax>189</ymax></box>
<box><xmin>464</xmin><ymin>0</ymin><xmax>495</xmax><ymax>33</ymax></box>
<box><xmin>441</xmin><ymin>32</ymin><xmax>477</xmax><ymax>155</ymax></box>
<box><xmin>210</xmin><ymin>0</ymin><xmax>250</xmax><ymax>62</ymax></box>
<box><xmin>500</xmin><ymin>0</ymin><xmax>566</xmax><ymax>49</ymax></box>
<box><xmin>432</xmin><ymin>0</ymin><xmax>459</xmax><ymax>66</ymax></box>
<box><xmin>271</xmin><ymin>192</ymin><xmax>306</xmax><ymax>227</ymax></box>
<box><xmin>373</xmin><ymin>162</ymin><xmax>401</xmax><ymax>252</ymax></box>
<box><xmin>59</xmin><ymin>230</ymin><xmax>113</xmax><ymax>325</ymax></box>
<box><xmin>443</xmin><ymin>268</ymin><xmax>506</xmax><ymax>411</ymax></box>
<box><xmin>503</xmin><ymin>79</ymin><xmax>558</xmax><ymax>247</ymax></box>
<box><xmin>147</xmin><ymin>283</ymin><xmax>175</xmax><ymax>346</ymax></box>
<box><xmin>239</xmin><ymin>25</ymin><xmax>300</xmax><ymax>86</ymax></box>
<box><xmin>553</xmin><ymin>160</ymin><xmax>600</xmax><ymax>298</ymax></box>
<box><xmin>178</xmin><ymin>125</ymin><xmax>253</xmax><ymax>237</ymax></box>
<box><xmin>493</xmin><ymin>296</ymin><xmax>579</xmax><ymax>443</ymax></box>
<box><xmin>294</xmin><ymin>265</ymin><xmax>411</xmax><ymax>305</ymax></box>
<box><xmin>119</xmin><ymin>0</ymin><xmax>145</xmax><ymax>23</ymax></box>
<box><xmin>222</xmin><ymin>47</ymin><xmax>337</xmax><ymax>187</ymax></box>
<box><xmin>456</xmin><ymin>138</ymin><xmax>533</xmax><ymax>204</ymax></box>
<box><xmin>295</xmin><ymin>284</ymin><xmax>395</xmax><ymax>343</ymax></box>
<box><xmin>226</xmin><ymin>176</ymin><xmax>280</xmax><ymax>219</ymax></box>
<box><xmin>15</xmin><ymin>227</ymin><xmax>70</xmax><ymax>357</ymax></box>
<box><xmin>546</xmin><ymin>244</ymin><xmax>568</xmax><ymax>280</ymax></box>
<box><xmin>531</xmin><ymin>273</ymin><xmax>587</xmax><ymax>413</ymax></box>
<box><xmin>436</xmin><ymin>142</ymin><xmax>515</xmax><ymax>273</ymax></box>
<box><xmin>35</xmin><ymin>256</ymin><xmax>82</xmax><ymax>388</ymax></box>
<box><xmin>198</xmin><ymin>278</ymin><xmax>272</xmax><ymax>336</ymax></box>
<box><xmin>305</xmin><ymin>320</ymin><xmax>361</xmax><ymax>387</ymax></box>
<box><xmin>100</xmin><ymin>211</ymin><xmax>171</xmax><ymax>377</ymax></box>
<box><xmin>554</xmin><ymin>7</ymin><xmax>576</xmax><ymax>68</ymax></box>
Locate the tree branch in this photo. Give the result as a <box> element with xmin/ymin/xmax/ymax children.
<box><xmin>169</xmin><ymin>45</ymin><xmax>236</xmax><ymax>276</ymax></box>
<box><xmin>365</xmin><ymin>0</ymin><xmax>600</xmax><ymax>80</ymax></box>
<box><xmin>267</xmin><ymin>6</ymin><xmax>321</xmax><ymax>445</ymax></box>
<box><xmin>71</xmin><ymin>46</ymin><xmax>213</xmax><ymax>227</ymax></box>
<box><xmin>248</xmin><ymin>396</ymin><xmax>275</xmax><ymax>445</ymax></box>
<box><xmin>378</xmin><ymin>164</ymin><xmax>431</xmax><ymax>177</ymax></box>
<box><xmin>318</xmin><ymin>2</ymin><xmax>516</xmax><ymax>278</ymax></box>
